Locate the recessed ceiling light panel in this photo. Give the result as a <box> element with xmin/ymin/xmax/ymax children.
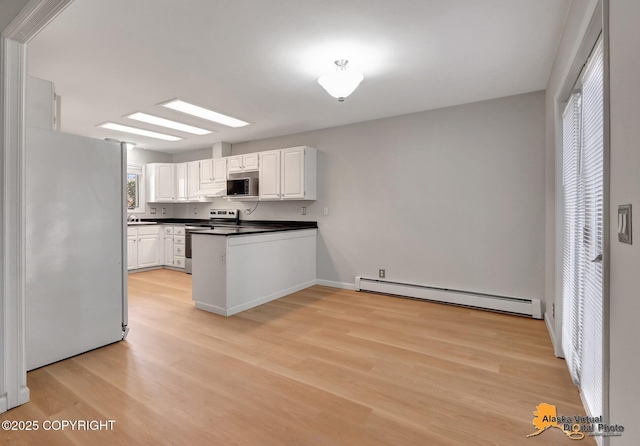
<box><xmin>99</xmin><ymin>122</ymin><xmax>182</xmax><ymax>141</ymax></box>
<box><xmin>126</xmin><ymin>112</ymin><xmax>213</xmax><ymax>135</ymax></box>
<box><xmin>161</xmin><ymin>99</ymin><xmax>249</xmax><ymax>128</ymax></box>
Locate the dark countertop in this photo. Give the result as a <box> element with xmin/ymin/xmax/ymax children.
<box><xmin>140</xmin><ymin>218</ymin><xmax>209</xmax><ymax>224</ymax></box>
<box><xmin>189</xmin><ymin>221</ymin><xmax>318</xmax><ymax>236</ymax></box>
<box><xmin>141</xmin><ymin>218</ymin><xmax>317</xmax><ymax>236</ymax></box>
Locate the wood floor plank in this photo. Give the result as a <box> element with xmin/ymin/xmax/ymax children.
<box><xmin>2</xmin><ymin>269</ymin><xmax>595</xmax><ymax>445</ymax></box>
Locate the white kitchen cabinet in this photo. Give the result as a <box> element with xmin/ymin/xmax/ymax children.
<box><xmin>128</xmin><ymin>225</ymin><xmax>161</xmax><ymax>270</ymax></box>
<box><xmin>187</xmin><ymin>161</ymin><xmax>200</xmax><ymax>201</ymax></box>
<box><xmin>213</xmin><ymin>158</ymin><xmax>227</xmax><ymax>182</ymax></box>
<box><xmin>147</xmin><ymin>163</ymin><xmax>176</xmax><ymax>202</ymax></box>
<box><xmin>197</xmin><ymin>158</ymin><xmax>227</xmax><ymax>196</ymax></box>
<box><xmin>281</xmin><ymin>147</ymin><xmax>316</xmax><ymax>200</ymax></box>
<box><xmin>163</xmin><ymin>235</ymin><xmax>174</xmax><ymax>265</ymax></box>
<box><xmin>177</xmin><ymin>162</ymin><xmax>200</xmax><ymax>202</ymax></box>
<box><xmin>192</xmin><ymin>229</ymin><xmax>317</xmax><ymax>316</ymax></box>
<box><xmin>173</xmin><ymin>226</ymin><xmax>185</xmax><ymax>268</ymax></box>
<box><xmin>137</xmin><ymin>234</ymin><xmax>161</xmax><ymax>268</ymax></box>
<box><xmin>127</xmin><ymin>236</ymin><xmax>137</xmax><ymax>270</ymax></box>
<box><xmin>227</xmin><ymin>153</ymin><xmax>259</xmax><ymax>175</ymax></box>
<box><xmin>174</xmin><ymin>257</ymin><xmax>185</xmax><ymax>268</ymax></box>
<box><xmin>174</xmin><ymin>244</ymin><xmax>186</xmax><ymax>257</ymax></box>
<box><xmin>259</xmin><ymin>147</ymin><xmax>316</xmax><ymax>200</ymax></box>
<box><xmin>176</xmin><ymin>163</ymin><xmax>188</xmax><ymax>201</ymax></box>
<box><xmin>258</xmin><ymin>150</ymin><xmax>281</xmax><ymax>200</ymax></box>
<box><xmin>227</xmin><ymin>156</ymin><xmax>243</xmax><ymax>173</ymax></box>
<box><xmin>160</xmin><ymin>225</ymin><xmax>185</xmax><ymax>269</ymax></box>
<box><xmin>199</xmin><ymin>159</ymin><xmax>214</xmax><ymax>185</ymax></box>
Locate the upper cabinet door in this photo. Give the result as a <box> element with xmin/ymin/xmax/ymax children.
<box><xmin>259</xmin><ymin>150</ymin><xmax>281</xmax><ymax>200</ymax></box>
<box><xmin>155</xmin><ymin>164</ymin><xmax>176</xmax><ymax>201</ymax></box>
<box><xmin>213</xmin><ymin>158</ymin><xmax>227</xmax><ymax>183</ymax></box>
<box><xmin>281</xmin><ymin>147</ymin><xmax>305</xmax><ymax>199</ymax></box>
<box><xmin>199</xmin><ymin>159</ymin><xmax>213</xmax><ymax>185</ymax></box>
<box><xmin>227</xmin><ymin>153</ymin><xmax>258</xmax><ymax>176</ymax></box>
<box><xmin>187</xmin><ymin>161</ymin><xmax>199</xmax><ymax>200</ymax></box>
<box><xmin>242</xmin><ymin>153</ymin><xmax>259</xmax><ymax>171</ymax></box>
<box><xmin>176</xmin><ymin>163</ymin><xmax>187</xmax><ymax>201</ymax></box>
<box><xmin>226</xmin><ymin>156</ymin><xmax>243</xmax><ymax>174</ymax></box>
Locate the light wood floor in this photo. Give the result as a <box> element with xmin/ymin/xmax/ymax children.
<box><xmin>2</xmin><ymin>269</ymin><xmax>594</xmax><ymax>445</ymax></box>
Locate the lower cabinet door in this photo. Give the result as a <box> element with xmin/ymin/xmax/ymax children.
<box><xmin>163</xmin><ymin>236</ymin><xmax>174</xmax><ymax>265</ymax></box>
<box><xmin>137</xmin><ymin>235</ymin><xmax>160</xmax><ymax>268</ymax></box>
<box><xmin>174</xmin><ymin>244</ymin><xmax>185</xmax><ymax>257</ymax></box>
<box><xmin>174</xmin><ymin>256</ymin><xmax>185</xmax><ymax>268</ymax></box>
<box><xmin>127</xmin><ymin>236</ymin><xmax>137</xmax><ymax>270</ymax></box>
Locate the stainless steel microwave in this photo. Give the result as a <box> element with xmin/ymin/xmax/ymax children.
<box><xmin>226</xmin><ymin>177</ymin><xmax>258</xmax><ymax>197</ymax></box>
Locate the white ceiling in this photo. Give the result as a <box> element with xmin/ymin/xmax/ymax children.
<box><xmin>27</xmin><ymin>0</ymin><xmax>570</xmax><ymax>154</ymax></box>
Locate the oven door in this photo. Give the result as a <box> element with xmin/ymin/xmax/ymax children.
<box><xmin>185</xmin><ymin>226</ymin><xmax>211</xmax><ymax>274</ymax></box>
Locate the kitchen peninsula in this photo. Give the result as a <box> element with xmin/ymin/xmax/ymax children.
<box><xmin>191</xmin><ymin>221</ymin><xmax>317</xmax><ymax>316</ymax></box>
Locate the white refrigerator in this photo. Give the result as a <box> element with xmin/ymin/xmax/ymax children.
<box><xmin>25</xmin><ymin>126</ymin><xmax>127</xmax><ymax>371</ymax></box>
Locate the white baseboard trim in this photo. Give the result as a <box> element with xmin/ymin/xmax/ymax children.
<box><xmin>127</xmin><ymin>266</ymin><xmax>163</xmax><ymax>274</ymax></box>
<box><xmin>544</xmin><ymin>312</ymin><xmax>563</xmax><ymax>358</ymax></box>
<box><xmin>0</xmin><ymin>385</ymin><xmax>28</xmax><ymax>415</ymax></box>
<box><xmin>195</xmin><ymin>280</ymin><xmax>316</xmax><ymax>317</ymax></box>
<box><xmin>18</xmin><ymin>386</ymin><xmax>30</xmax><ymax>406</ymax></box>
<box><xmin>194</xmin><ymin>302</ymin><xmax>228</xmax><ymax>316</ymax></box>
<box><xmin>315</xmin><ymin>279</ymin><xmax>356</xmax><ymax>290</ymax></box>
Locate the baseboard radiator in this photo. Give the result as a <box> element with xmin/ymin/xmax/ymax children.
<box><xmin>355</xmin><ymin>277</ymin><xmax>542</xmax><ymax>319</ymax></box>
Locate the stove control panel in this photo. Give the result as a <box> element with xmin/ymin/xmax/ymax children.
<box><xmin>209</xmin><ymin>209</ymin><xmax>239</xmax><ymax>223</ymax></box>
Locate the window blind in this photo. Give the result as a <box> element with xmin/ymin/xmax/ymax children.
<box><xmin>578</xmin><ymin>36</ymin><xmax>604</xmax><ymax>419</ymax></box>
<box><xmin>561</xmin><ymin>91</ymin><xmax>583</xmax><ymax>386</ymax></box>
<box><xmin>560</xmin><ymin>35</ymin><xmax>604</xmax><ymax>420</ymax></box>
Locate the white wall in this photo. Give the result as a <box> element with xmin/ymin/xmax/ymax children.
<box><xmin>228</xmin><ymin>92</ymin><xmax>546</xmax><ymax>299</ymax></box>
<box><xmin>172</xmin><ymin>147</ymin><xmax>211</xmax><ymax>163</ymax></box>
<box><xmin>608</xmin><ymin>0</ymin><xmax>640</xmax><ymax>442</ymax></box>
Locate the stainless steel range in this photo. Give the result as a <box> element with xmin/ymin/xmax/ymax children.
<box><xmin>185</xmin><ymin>209</ymin><xmax>239</xmax><ymax>274</ymax></box>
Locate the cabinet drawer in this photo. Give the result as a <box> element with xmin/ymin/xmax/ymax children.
<box><xmin>127</xmin><ymin>227</ymin><xmax>137</xmax><ymax>236</ymax></box>
<box><xmin>174</xmin><ymin>244</ymin><xmax>185</xmax><ymax>256</ymax></box>
<box><xmin>174</xmin><ymin>226</ymin><xmax>185</xmax><ymax>236</ymax></box>
<box><xmin>163</xmin><ymin>226</ymin><xmax>174</xmax><ymax>235</ymax></box>
<box><xmin>173</xmin><ymin>256</ymin><xmax>185</xmax><ymax>268</ymax></box>
<box><xmin>137</xmin><ymin>225</ymin><xmax>160</xmax><ymax>235</ymax></box>
<box><xmin>174</xmin><ymin>235</ymin><xmax>185</xmax><ymax>245</ymax></box>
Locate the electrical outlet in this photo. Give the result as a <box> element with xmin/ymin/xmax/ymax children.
<box><xmin>379</xmin><ymin>269</ymin><xmax>385</xmax><ymax>279</ymax></box>
<box><xmin>323</xmin><ymin>207</ymin><xmax>329</xmax><ymax>216</ymax></box>
<box><xmin>552</xmin><ymin>302</ymin><xmax>555</xmax><ymax>319</ymax></box>
<box><xmin>150</xmin><ymin>208</ymin><xmax>156</xmax><ymax>214</ymax></box>
<box><xmin>220</xmin><ymin>253</ymin><xmax>225</xmax><ymax>263</ymax></box>
<box><xmin>301</xmin><ymin>206</ymin><xmax>307</xmax><ymax>215</ymax></box>
<box><xmin>161</xmin><ymin>207</ymin><xmax>166</xmax><ymax>214</ymax></box>
<box><xmin>194</xmin><ymin>207</ymin><xmax>198</xmax><ymax>214</ymax></box>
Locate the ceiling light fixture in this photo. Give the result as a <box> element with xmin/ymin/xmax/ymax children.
<box><xmin>161</xmin><ymin>99</ymin><xmax>250</xmax><ymax>128</ymax></box>
<box><xmin>126</xmin><ymin>112</ymin><xmax>213</xmax><ymax>135</ymax></box>
<box><xmin>99</xmin><ymin>123</ymin><xmax>182</xmax><ymax>141</ymax></box>
<box><xmin>318</xmin><ymin>59</ymin><xmax>364</xmax><ymax>102</ymax></box>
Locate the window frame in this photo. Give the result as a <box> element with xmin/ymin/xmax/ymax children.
<box><xmin>126</xmin><ymin>163</ymin><xmax>146</xmax><ymax>214</ymax></box>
